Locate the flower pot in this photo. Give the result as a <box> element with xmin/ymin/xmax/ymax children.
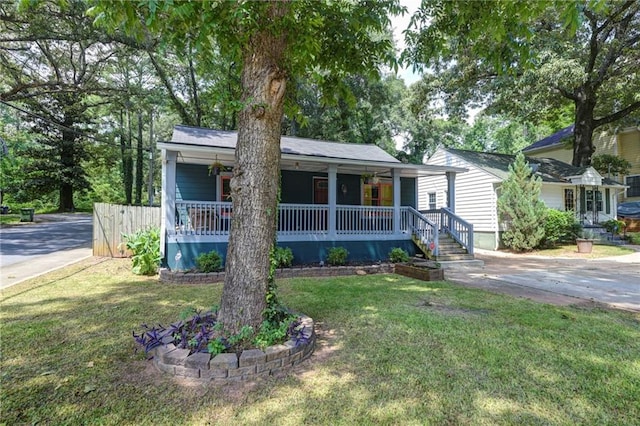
<box><xmin>576</xmin><ymin>238</ymin><xmax>593</xmax><ymax>254</ymax></box>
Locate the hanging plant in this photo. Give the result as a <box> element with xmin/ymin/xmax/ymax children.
<box><xmin>208</xmin><ymin>161</ymin><xmax>226</xmax><ymax>176</ymax></box>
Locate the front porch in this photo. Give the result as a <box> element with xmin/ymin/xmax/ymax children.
<box><xmin>160</xmin><ymin>125</ymin><xmax>471</xmax><ymax>270</ymax></box>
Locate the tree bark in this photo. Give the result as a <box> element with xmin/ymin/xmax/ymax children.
<box><xmin>219</xmin><ymin>2</ymin><xmax>288</xmax><ymax>335</ymax></box>
<box><xmin>59</xmin><ymin>126</ymin><xmax>75</xmax><ymax>212</ymax></box>
<box><xmin>572</xmin><ymin>88</ymin><xmax>597</xmax><ymax>167</ymax></box>
<box><xmin>135</xmin><ymin>110</ymin><xmax>143</xmax><ymax>205</ymax></box>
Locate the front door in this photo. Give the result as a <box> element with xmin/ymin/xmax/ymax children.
<box><xmin>313</xmin><ymin>177</ymin><xmax>328</xmax><ymax>204</ymax></box>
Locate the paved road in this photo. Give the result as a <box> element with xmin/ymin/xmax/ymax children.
<box><xmin>0</xmin><ymin>213</ymin><xmax>93</xmax><ymax>288</ymax></box>
<box><xmin>446</xmin><ymin>248</ymin><xmax>640</xmax><ymax>312</ymax></box>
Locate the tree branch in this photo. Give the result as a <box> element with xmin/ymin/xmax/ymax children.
<box><xmin>594</xmin><ymin>100</ymin><xmax>640</xmax><ymax>127</ymax></box>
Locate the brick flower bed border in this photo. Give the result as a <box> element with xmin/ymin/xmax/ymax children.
<box><xmin>160</xmin><ymin>263</ymin><xmax>395</xmax><ymax>284</ymax></box>
<box><xmin>148</xmin><ymin>314</ymin><xmax>316</xmax><ymax>383</ymax></box>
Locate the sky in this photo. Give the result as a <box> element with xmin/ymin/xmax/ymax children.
<box><xmin>393</xmin><ymin>0</ymin><xmax>422</xmax><ymax>85</ymax></box>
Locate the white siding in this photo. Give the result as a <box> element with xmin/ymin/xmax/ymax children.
<box><xmin>541</xmin><ymin>185</ymin><xmax>565</xmax><ymax>210</ymax></box>
<box><xmin>420</xmin><ymin>148</ymin><xmax>502</xmax><ymax>233</ymax></box>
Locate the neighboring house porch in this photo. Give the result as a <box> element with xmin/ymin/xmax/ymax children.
<box><xmin>159</xmin><ymin>126</ymin><xmax>470</xmax><ymax>270</ymax></box>
<box><xmin>419</xmin><ymin>147</ymin><xmax>626</xmax><ymax>251</ymax></box>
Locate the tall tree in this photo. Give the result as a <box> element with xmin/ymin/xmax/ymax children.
<box><xmin>92</xmin><ymin>0</ymin><xmax>402</xmax><ymax>334</ymax></box>
<box><xmin>404</xmin><ymin>0</ymin><xmax>640</xmax><ymax>167</ymax></box>
<box><xmin>0</xmin><ymin>0</ymin><xmax>121</xmax><ymax>211</ymax></box>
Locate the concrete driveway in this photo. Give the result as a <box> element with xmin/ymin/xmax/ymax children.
<box><xmin>446</xmin><ymin>248</ymin><xmax>640</xmax><ymax>312</ymax></box>
<box><xmin>0</xmin><ymin>213</ymin><xmax>93</xmax><ymax>288</ymax></box>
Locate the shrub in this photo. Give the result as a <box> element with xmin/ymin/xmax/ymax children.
<box><xmin>272</xmin><ymin>246</ymin><xmax>294</xmax><ymax>268</ymax></box>
<box><xmin>121</xmin><ymin>227</ymin><xmax>161</xmax><ymax>275</ymax></box>
<box><xmin>601</xmin><ymin>219</ymin><xmax>626</xmax><ymax>235</ymax></box>
<box><xmin>626</xmin><ymin>232</ymin><xmax>640</xmax><ymax>245</ymax></box>
<box><xmin>497</xmin><ymin>152</ymin><xmax>547</xmax><ymax>251</ymax></box>
<box><xmin>389</xmin><ymin>247</ymin><xmax>410</xmax><ymax>263</ymax></box>
<box><xmin>196</xmin><ymin>250</ymin><xmax>223</xmax><ymax>272</ymax></box>
<box><xmin>541</xmin><ymin>209</ymin><xmax>581</xmax><ymax>247</ymax></box>
<box><xmin>327</xmin><ymin>246</ymin><xmax>348</xmax><ymax>266</ymax></box>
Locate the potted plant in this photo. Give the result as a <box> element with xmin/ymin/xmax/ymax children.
<box><xmin>576</xmin><ymin>229</ymin><xmax>596</xmax><ymax>253</ymax></box>
<box><xmin>361</xmin><ymin>173</ymin><xmax>373</xmax><ymax>184</ymax></box>
<box><xmin>208</xmin><ymin>160</ymin><xmax>226</xmax><ymax>176</ymax></box>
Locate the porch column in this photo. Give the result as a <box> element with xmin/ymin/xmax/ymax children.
<box><xmin>328</xmin><ymin>164</ymin><xmax>337</xmax><ymax>238</ymax></box>
<box><xmin>446</xmin><ymin>171</ymin><xmax>456</xmax><ymax>212</ymax></box>
<box><xmin>161</xmin><ymin>150</ymin><xmax>177</xmax><ymax>258</ymax></box>
<box><xmin>392</xmin><ymin>168</ymin><xmax>401</xmax><ymax>235</ymax></box>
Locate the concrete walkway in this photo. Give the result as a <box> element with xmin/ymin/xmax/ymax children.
<box><xmin>446</xmin><ymin>247</ymin><xmax>640</xmax><ymax>312</ymax></box>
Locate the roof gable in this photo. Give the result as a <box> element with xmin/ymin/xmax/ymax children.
<box><xmin>442</xmin><ymin>148</ymin><xmax>621</xmax><ymax>186</ymax></box>
<box><xmin>170</xmin><ymin>125</ymin><xmax>400</xmax><ymax>163</ymax></box>
<box><xmin>522</xmin><ymin>125</ymin><xmax>574</xmax><ymax>152</ymax></box>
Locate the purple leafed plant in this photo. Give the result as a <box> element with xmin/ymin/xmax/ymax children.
<box><xmin>134</xmin><ymin>309</ymin><xmax>305</xmax><ymax>355</ymax></box>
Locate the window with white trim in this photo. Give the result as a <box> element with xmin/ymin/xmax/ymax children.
<box><xmin>626</xmin><ymin>175</ymin><xmax>640</xmax><ymax>197</ymax></box>
<box><xmin>428</xmin><ymin>192</ymin><xmax>437</xmax><ymax>210</ymax></box>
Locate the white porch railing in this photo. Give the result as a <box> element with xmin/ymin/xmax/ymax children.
<box><xmin>419</xmin><ymin>208</ymin><xmax>474</xmax><ymax>255</ymax></box>
<box><xmin>173</xmin><ymin>202</ymin><xmax>445</xmax><ymax>249</ymax></box>
<box><xmin>336</xmin><ymin>205</ymin><xmax>394</xmax><ymax>235</ymax></box>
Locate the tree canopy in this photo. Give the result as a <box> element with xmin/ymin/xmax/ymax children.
<box><xmin>404</xmin><ymin>0</ymin><xmax>640</xmax><ymax>167</ymax></box>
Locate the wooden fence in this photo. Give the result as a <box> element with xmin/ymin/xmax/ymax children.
<box><xmin>93</xmin><ymin>203</ymin><xmax>161</xmax><ymax>257</ymax></box>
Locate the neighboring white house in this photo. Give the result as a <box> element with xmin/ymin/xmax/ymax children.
<box><xmin>419</xmin><ymin>147</ymin><xmax>626</xmax><ymax>250</ymax></box>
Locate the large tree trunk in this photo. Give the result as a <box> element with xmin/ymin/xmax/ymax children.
<box><xmin>572</xmin><ymin>89</ymin><xmax>597</xmax><ymax>167</ymax></box>
<box><xmin>135</xmin><ymin>110</ymin><xmax>144</xmax><ymax>205</ymax></box>
<box><xmin>218</xmin><ymin>3</ymin><xmax>288</xmax><ymax>335</ymax></box>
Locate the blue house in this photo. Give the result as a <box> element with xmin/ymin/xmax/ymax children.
<box><xmin>158</xmin><ymin>125</ymin><xmax>470</xmax><ymax>270</ymax></box>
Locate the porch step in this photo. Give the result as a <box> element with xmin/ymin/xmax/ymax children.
<box><xmin>411</xmin><ymin>232</ymin><xmax>474</xmax><ymax>262</ymax></box>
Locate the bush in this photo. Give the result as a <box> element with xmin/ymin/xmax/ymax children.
<box><xmin>196</xmin><ymin>250</ymin><xmax>223</xmax><ymax>273</ymax></box>
<box><xmin>327</xmin><ymin>246</ymin><xmax>348</xmax><ymax>266</ymax></box>
<box><xmin>389</xmin><ymin>247</ymin><xmax>410</xmax><ymax>263</ymax></box>
<box><xmin>541</xmin><ymin>209</ymin><xmax>581</xmax><ymax>247</ymax></box>
<box><xmin>601</xmin><ymin>219</ymin><xmax>626</xmax><ymax>235</ymax></box>
<box><xmin>626</xmin><ymin>232</ymin><xmax>640</xmax><ymax>245</ymax></box>
<box><xmin>121</xmin><ymin>227</ymin><xmax>161</xmax><ymax>275</ymax></box>
<box><xmin>272</xmin><ymin>246</ymin><xmax>294</xmax><ymax>268</ymax></box>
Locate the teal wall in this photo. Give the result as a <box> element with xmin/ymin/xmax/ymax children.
<box><xmin>280</xmin><ymin>170</ymin><xmax>361</xmax><ymax>205</ymax></box>
<box><xmin>175</xmin><ymin>166</ymin><xmax>416</xmax><ymax>207</ymax></box>
<box><xmin>165</xmin><ymin>239</ymin><xmax>416</xmax><ymax>270</ymax></box>
<box><xmin>176</xmin><ymin>164</ymin><xmax>216</xmax><ymax>201</ymax></box>
<box><xmin>400</xmin><ymin>178</ymin><xmax>416</xmax><ymax>208</ymax></box>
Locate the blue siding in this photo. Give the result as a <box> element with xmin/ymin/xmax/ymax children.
<box><xmin>165</xmin><ymin>239</ymin><xmax>415</xmax><ymax>270</ymax></box>
<box><xmin>176</xmin><ymin>164</ymin><xmax>217</xmax><ymax>201</ymax></box>
<box><xmin>280</xmin><ymin>171</ymin><xmax>361</xmax><ymax>205</ymax></box>
<box><xmin>401</xmin><ymin>177</ymin><xmax>416</xmax><ymax>208</ymax></box>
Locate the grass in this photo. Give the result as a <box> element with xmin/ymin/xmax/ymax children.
<box><xmin>0</xmin><ymin>213</ymin><xmax>21</xmax><ymax>226</ymax></box>
<box><xmin>523</xmin><ymin>243</ymin><xmax>635</xmax><ymax>258</ymax></box>
<box><xmin>1</xmin><ymin>258</ymin><xmax>639</xmax><ymax>425</ymax></box>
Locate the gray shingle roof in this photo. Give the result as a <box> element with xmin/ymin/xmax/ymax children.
<box><xmin>170</xmin><ymin>125</ymin><xmax>400</xmax><ymax>163</ymax></box>
<box><xmin>522</xmin><ymin>125</ymin><xmax>574</xmax><ymax>152</ymax></box>
<box><xmin>446</xmin><ymin>148</ymin><xmax>621</xmax><ymax>186</ymax></box>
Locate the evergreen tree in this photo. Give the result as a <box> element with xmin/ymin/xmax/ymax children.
<box><xmin>498</xmin><ymin>152</ymin><xmax>547</xmax><ymax>251</ymax></box>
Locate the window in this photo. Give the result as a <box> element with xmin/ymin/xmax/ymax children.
<box><xmin>221</xmin><ymin>176</ymin><xmax>232</xmax><ymax>201</ymax></box>
<box><xmin>627</xmin><ymin>175</ymin><xmax>640</xmax><ymax>197</ymax></box>
<box><xmin>564</xmin><ymin>188</ymin><xmax>575</xmax><ymax>211</ymax></box>
<box><xmin>363</xmin><ymin>183</ymin><xmax>392</xmax><ymax>206</ymax></box>
<box><xmin>428</xmin><ymin>192</ymin><xmax>437</xmax><ymax>210</ymax></box>
<box><xmin>586</xmin><ymin>189</ymin><xmax>602</xmax><ymax>212</ymax></box>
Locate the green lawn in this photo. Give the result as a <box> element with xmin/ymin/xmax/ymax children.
<box><xmin>521</xmin><ymin>243</ymin><xmax>635</xmax><ymax>258</ymax></box>
<box><xmin>1</xmin><ymin>258</ymin><xmax>639</xmax><ymax>425</ymax></box>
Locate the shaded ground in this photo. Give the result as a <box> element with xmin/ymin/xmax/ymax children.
<box><xmin>446</xmin><ymin>248</ymin><xmax>640</xmax><ymax>312</ymax></box>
